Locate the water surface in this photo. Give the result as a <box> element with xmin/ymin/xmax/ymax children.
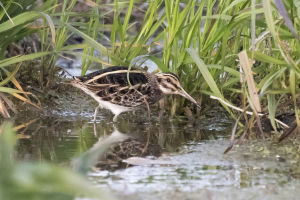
<box><xmin>15</xmin><ymin>88</ymin><xmax>300</xmax><ymax>200</ymax></box>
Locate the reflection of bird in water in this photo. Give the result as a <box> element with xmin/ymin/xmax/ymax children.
<box><xmin>74</xmin><ymin>124</ymin><xmax>162</xmax><ymax>171</ymax></box>
<box><xmin>95</xmin><ymin>136</ymin><xmax>162</xmax><ymax>171</ymax></box>
<box><xmin>71</xmin><ymin>66</ymin><xmax>200</xmax><ymax>122</ymax></box>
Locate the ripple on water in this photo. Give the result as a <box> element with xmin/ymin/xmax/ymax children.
<box><xmin>89</xmin><ymin>138</ymin><xmax>300</xmax><ymax>199</ymax></box>
<box><xmin>14</xmin><ymin>95</ymin><xmax>300</xmax><ymax>200</ymax></box>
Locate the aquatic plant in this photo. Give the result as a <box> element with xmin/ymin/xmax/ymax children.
<box><xmin>87</xmin><ymin>0</ymin><xmax>299</xmax><ymax>135</ymax></box>
<box><xmin>0</xmin><ymin>1</ymin><xmax>48</xmax><ymax>117</ymax></box>
<box><xmin>99</xmin><ymin>0</ymin><xmax>299</xmax><ymax>142</ymax></box>
<box><xmin>1</xmin><ymin>0</ymin><xmax>299</xmax><ymax>137</ymax></box>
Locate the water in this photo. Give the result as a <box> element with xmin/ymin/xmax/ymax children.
<box><xmin>13</xmin><ymin>58</ymin><xmax>300</xmax><ymax>199</ymax></box>
<box><xmin>14</xmin><ymin>89</ymin><xmax>300</xmax><ymax>200</ymax></box>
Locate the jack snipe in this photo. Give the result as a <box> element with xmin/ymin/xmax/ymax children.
<box><xmin>71</xmin><ymin>66</ymin><xmax>200</xmax><ymax>122</ymax></box>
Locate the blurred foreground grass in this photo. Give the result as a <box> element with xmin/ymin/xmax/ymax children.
<box><xmin>0</xmin><ymin>122</ymin><xmax>112</xmax><ymax>200</ymax></box>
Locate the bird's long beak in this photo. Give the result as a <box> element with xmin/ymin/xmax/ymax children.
<box><xmin>178</xmin><ymin>88</ymin><xmax>201</xmax><ymax>109</ymax></box>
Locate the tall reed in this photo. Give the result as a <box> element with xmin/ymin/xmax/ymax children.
<box><xmin>2</xmin><ymin>0</ymin><xmax>299</xmax><ymax>130</ymax></box>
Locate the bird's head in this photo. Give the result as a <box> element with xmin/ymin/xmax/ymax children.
<box><xmin>155</xmin><ymin>73</ymin><xmax>201</xmax><ymax>108</ymax></box>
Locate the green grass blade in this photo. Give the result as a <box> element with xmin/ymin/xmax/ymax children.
<box><xmin>0</xmin><ymin>1</ymin><xmax>14</xmax><ymax>24</ymax></box>
<box><xmin>63</xmin><ymin>51</ymin><xmax>110</xmax><ymax>66</ymax></box>
<box><xmin>251</xmin><ymin>51</ymin><xmax>287</xmax><ymax>65</ymax></box>
<box><xmin>147</xmin><ymin>56</ymin><xmax>168</xmax><ymax>72</ymax></box>
<box><xmin>0</xmin><ymin>52</ymin><xmax>51</xmax><ymax>68</ymax></box>
<box><xmin>122</xmin><ymin>0</ymin><xmax>134</xmax><ymax>35</ymax></box>
<box><xmin>289</xmin><ymin>69</ymin><xmax>296</xmax><ymax>99</ymax></box>
<box><xmin>267</xmin><ymin>94</ymin><xmax>278</xmax><ymax>132</ymax></box>
<box><xmin>207</xmin><ymin>64</ymin><xmax>240</xmax><ymax>77</ymax></box>
<box><xmin>186</xmin><ymin>48</ymin><xmax>223</xmax><ymax>98</ymax></box>
<box><xmin>63</xmin><ymin>23</ymin><xmax>122</xmax><ymax>64</ymax></box>
<box><xmin>0</xmin><ymin>87</ymin><xmax>25</xmax><ymax>94</ymax></box>
<box><xmin>40</xmin><ymin>12</ymin><xmax>56</xmax><ymax>44</ymax></box>
<box><xmin>222</xmin><ymin>0</ymin><xmax>247</xmax><ymax>13</ymax></box>
<box><xmin>0</xmin><ymin>11</ymin><xmax>41</xmax><ymax>33</ymax></box>
<box><xmin>0</xmin><ymin>63</ymin><xmax>21</xmax><ymax>86</ymax></box>
<box><xmin>260</xmin><ymin>67</ymin><xmax>286</xmax><ymax>95</ymax></box>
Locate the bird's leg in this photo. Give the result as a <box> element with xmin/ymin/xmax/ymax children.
<box><xmin>143</xmin><ymin>97</ymin><xmax>151</xmax><ymax>120</ymax></box>
<box><xmin>113</xmin><ymin>114</ymin><xmax>119</xmax><ymax>122</ymax></box>
<box><xmin>93</xmin><ymin>105</ymin><xmax>100</xmax><ymax>123</ymax></box>
<box><xmin>93</xmin><ymin>122</ymin><xmax>98</xmax><ymax>137</ymax></box>
<box><xmin>112</xmin><ymin>122</ymin><xmax>118</xmax><ymax>132</ymax></box>
<box><xmin>158</xmin><ymin>99</ymin><xmax>164</xmax><ymax>121</ymax></box>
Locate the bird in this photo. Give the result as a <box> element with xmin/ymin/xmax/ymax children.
<box><xmin>71</xmin><ymin>66</ymin><xmax>200</xmax><ymax>122</ymax></box>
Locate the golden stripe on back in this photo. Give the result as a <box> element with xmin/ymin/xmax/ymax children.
<box><xmin>86</xmin><ymin>70</ymin><xmax>146</xmax><ymax>84</ymax></box>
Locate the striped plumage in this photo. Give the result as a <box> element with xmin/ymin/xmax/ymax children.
<box><xmin>71</xmin><ymin>66</ymin><xmax>200</xmax><ymax>122</ymax></box>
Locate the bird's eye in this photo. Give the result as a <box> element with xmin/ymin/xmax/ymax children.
<box><xmin>167</xmin><ymin>78</ymin><xmax>171</xmax><ymax>82</ymax></box>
